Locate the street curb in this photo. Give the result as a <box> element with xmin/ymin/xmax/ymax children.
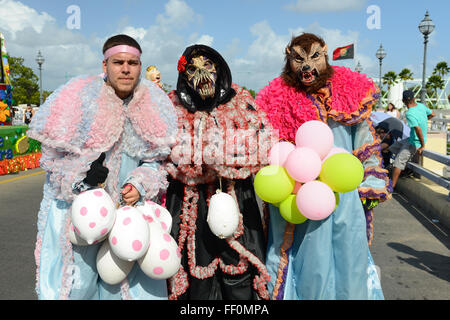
<box><xmin>397</xmin><ymin>176</ymin><xmax>450</xmax><ymax>230</ymax></box>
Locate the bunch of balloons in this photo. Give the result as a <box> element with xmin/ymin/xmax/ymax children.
<box><xmin>70</xmin><ymin>188</ymin><xmax>181</xmax><ymax>285</ymax></box>
<box><xmin>254</xmin><ymin>120</ymin><xmax>364</xmax><ymax>224</ymax></box>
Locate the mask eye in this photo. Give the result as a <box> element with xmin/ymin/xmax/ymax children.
<box><xmin>204</xmin><ymin>60</ymin><xmax>214</xmax><ymax>70</ymax></box>
<box><xmin>311</xmin><ymin>52</ymin><xmax>320</xmax><ymax>59</ymax></box>
<box><xmin>186</xmin><ymin>65</ymin><xmax>197</xmax><ymax>74</ymax></box>
<box><xmin>294</xmin><ymin>56</ymin><xmax>304</xmax><ymax>63</ymax></box>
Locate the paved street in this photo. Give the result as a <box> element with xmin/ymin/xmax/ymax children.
<box><xmin>0</xmin><ymin>168</ymin><xmax>449</xmax><ymax>300</ymax></box>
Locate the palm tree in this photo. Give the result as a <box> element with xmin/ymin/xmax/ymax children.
<box><xmin>433</xmin><ymin>61</ymin><xmax>449</xmax><ymax>78</ymax></box>
<box><xmin>426</xmin><ymin>74</ymin><xmax>444</xmax><ymax>108</ymax></box>
<box><xmin>398</xmin><ymin>68</ymin><xmax>414</xmax><ymax>81</ymax></box>
<box><xmin>382</xmin><ymin>71</ymin><xmax>399</xmax><ymax>91</ymax></box>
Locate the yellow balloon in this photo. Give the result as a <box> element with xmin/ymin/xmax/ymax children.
<box><xmin>254</xmin><ymin>165</ymin><xmax>295</xmax><ymax>203</ymax></box>
<box><xmin>279</xmin><ymin>194</ymin><xmax>307</xmax><ymax>224</ymax></box>
<box><xmin>320</xmin><ymin>153</ymin><xmax>364</xmax><ymax>193</ymax></box>
<box><xmin>334</xmin><ymin>192</ymin><xmax>340</xmax><ymax>211</ymax></box>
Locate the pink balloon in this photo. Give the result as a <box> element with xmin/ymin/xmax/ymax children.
<box><xmin>295</xmin><ymin>121</ymin><xmax>334</xmax><ymax>159</ymax></box>
<box><xmin>269</xmin><ymin>141</ymin><xmax>296</xmax><ymax>166</ymax></box>
<box><xmin>322</xmin><ymin>147</ymin><xmax>350</xmax><ymax>162</ymax></box>
<box><xmin>284</xmin><ymin>147</ymin><xmax>322</xmax><ymax>183</ymax></box>
<box><xmin>296</xmin><ymin>181</ymin><xmax>336</xmax><ymax>220</ymax></box>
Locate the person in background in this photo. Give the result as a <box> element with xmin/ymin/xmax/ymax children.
<box><xmin>385</xmin><ymin>102</ymin><xmax>400</xmax><ymax>118</ymax></box>
<box><xmin>24</xmin><ymin>103</ymin><xmax>34</xmax><ymax>124</ymax></box>
<box><xmin>375</xmin><ymin>122</ymin><xmax>394</xmax><ymax>169</ymax></box>
<box><xmin>390</xmin><ymin>90</ymin><xmax>435</xmax><ymax>189</ymax></box>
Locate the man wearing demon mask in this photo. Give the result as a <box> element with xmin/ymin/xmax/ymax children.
<box><xmin>164</xmin><ymin>44</ymin><xmax>274</xmax><ymax>300</ymax></box>
<box><xmin>255</xmin><ymin>33</ymin><xmax>391</xmax><ymax>300</ymax></box>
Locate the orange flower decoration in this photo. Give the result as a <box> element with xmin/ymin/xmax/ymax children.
<box><xmin>0</xmin><ymin>101</ymin><xmax>10</xmax><ymax>123</ymax></box>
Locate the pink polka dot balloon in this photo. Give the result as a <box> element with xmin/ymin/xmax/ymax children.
<box><xmin>108</xmin><ymin>206</ymin><xmax>150</xmax><ymax>261</ymax></box>
<box><xmin>96</xmin><ymin>240</ymin><xmax>135</xmax><ymax>285</ymax></box>
<box><xmin>68</xmin><ymin>222</ymin><xmax>107</xmax><ymax>246</ymax></box>
<box><xmin>138</xmin><ymin>223</ymin><xmax>181</xmax><ymax>280</ymax></box>
<box><xmin>70</xmin><ymin>188</ymin><xmax>117</xmax><ymax>245</ymax></box>
<box><xmin>295</xmin><ymin>120</ymin><xmax>334</xmax><ymax>159</ymax></box>
<box><xmin>137</xmin><ymin>200</ymin><xmax>173</xmax><ymax>233</ymax></box>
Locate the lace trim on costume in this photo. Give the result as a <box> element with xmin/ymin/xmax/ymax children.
<box><xmin>168</xmin><ymin>182</ymin><xmax>270</xmax><ymax>300</ymax></box>
<box><xmin>272</xmin><ymin>222</ymin><xmax>295</xmax><ymax>300</ymax></box>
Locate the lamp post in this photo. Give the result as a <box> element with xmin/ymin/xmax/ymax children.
<box><xmin>418</xmin><ymin>10</ymin><xmax>435</xmax><ymax>104</ymax></box>
<box><xmin>376</xmin><ymin>44</ymin><xmax>386</xmax><ymax>109</ymax></box>
<box><xmin>355</xmin><ymin>61</ymin><xmax>363</xmax><ymax>73</ymax></box>
<box><xmin>35</xmin><ymin>50</ymin><xmax>45</xmax><ymax>106</ymax></box>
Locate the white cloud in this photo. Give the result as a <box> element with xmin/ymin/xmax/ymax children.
<box><xmin>0</xmin><ymin>0</ymin><xmax>55</xmax><ymax>37</ymax></box>
<box><xmin>285</xmin><ymin>0</ymin><xmax>367</xmax><ymax>13</ymax></box>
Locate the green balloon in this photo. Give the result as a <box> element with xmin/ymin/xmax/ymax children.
<box><xmin>254</xmin><ymin>165</ymin><xmax>295</xmax><ymax>203</ymax></box>
<box><xmin>334</xmin><ymin>192</ymin><xmax>340</xmax><ymax>210</ymax></box>
<box><xmin>320</xmin><ymin>153</ymin><xmax>364</xmax><ymax>193</ymax></box>
<box><xmin>279</xmin><ymin>194</ymin><xmax>307</xmax><ymax>224</ymax></box>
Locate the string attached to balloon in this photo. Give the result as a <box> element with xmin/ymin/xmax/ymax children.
<box><xmin>254</xmin><ymin>120</ymin><xmax>364</xmax><ymax>224</ymax></box>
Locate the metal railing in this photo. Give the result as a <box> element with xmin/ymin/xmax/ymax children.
<box><xmin>406</xmin><ymin>149</ymin><xmax>450</xmax><ymax>200</ymax></box>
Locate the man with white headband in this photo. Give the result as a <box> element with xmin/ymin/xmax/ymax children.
<box><xmin>28</xmin><ymin>34</ymin><xmax>178</xmax><ymax>299</ymax></box>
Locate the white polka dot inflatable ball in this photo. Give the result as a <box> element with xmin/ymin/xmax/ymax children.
<box><xmin>109</xmin><ymin>206</ymin><xmax>150</xmax><ymax>261</ymax></box>
<box><xmin>207</xmin><ymin>191</ymin><xmax>240</xmax><ymax>239</ymax></box>
<box><xmin>138</xmin><ymin>223</ymin><xmax>181</xmax><ymax>280</ymax></box>
<box><xmin>71</xmin><ymin>188</ymin><xmax>117</xmax><ymax>245</ymax></box>
<box><xmin>68</xmin><ymin>222</ymin><xmax>107</xmax><ymax>246</ymax></box>
<box><xmin>96</xmin><ymin>240</ymin><xmax>135</xmax><ymax>285</ymax></box>
<box><xmin>136</xmin><ymin>200</ymin><xmax>173</xmax><ymax>233</ymax></box>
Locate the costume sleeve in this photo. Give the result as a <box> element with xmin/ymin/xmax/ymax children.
<box><xmin>121</xmin><ymin>161</ymin><xmax>168</xmax><ymax>202</ymax></box>
<box><xmin>39</xmin><ymin>145</ymin><xmax>101</xmax><ymax>202</ymax></box>
<box><xmin>352</xmin><ymin>118</ymin><xmax>392</xmax><ymax>202</ymax></box>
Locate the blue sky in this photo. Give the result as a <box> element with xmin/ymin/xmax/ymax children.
<box><xmin>0</xmin><ymin>0</ymin><xmax>448</xmax><ymax>93</ymax></box>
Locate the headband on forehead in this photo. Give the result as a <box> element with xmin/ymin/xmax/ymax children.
<box><xmin>103</xmin><ymin>45</ymin><xmax>141</xmax><ymax>60</ymax></box>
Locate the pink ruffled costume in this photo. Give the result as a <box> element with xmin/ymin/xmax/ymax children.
<box><xmin>28</xmin><ymin>75</ymin><xmax>177</xmax><ymax>299</ymax></box>
<box><xmin>255</xmin><ymin>66</ymin><xmax>391</xmax><ymax>300</ymax></box>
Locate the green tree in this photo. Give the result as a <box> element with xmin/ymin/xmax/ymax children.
<box><xmin>398</xmin><ymin>68</ymin><xmax>414</xmax><ymax>81</ymax></box>
<box><xmin>426</xmin><ymin>74</ymin><xmax>444</xmax><ymax>108</ymax></box>
<box><xmin>242</xmin><ymin>86</ymin><xmax>256</xmax><ymax>99</ymax></box>
<box><xmin>382</xmin><ymin>71</ymin><xmax>399</xmax><ymax>91</ymax></box>
<box><xmin>7</xmin><ymin>55</ymin><xmax>40</xmax><ymax>105</ymax></box>
<box><xmin>433</xmin><ymin>61</ymin><xmax>449</xmax><ymax>78</ymax></box>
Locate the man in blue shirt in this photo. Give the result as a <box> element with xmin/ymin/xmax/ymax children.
<box><xmin>390</xmin><ymin>90</ymin><xmax>435</xmax><ymax>188</ymax></box>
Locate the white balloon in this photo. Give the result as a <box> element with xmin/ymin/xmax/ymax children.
<box><xmin>138</xmin><ymin>223</ymin><xmax>181</xmax><ymax>280</ymax></box>
<box><xmin>136</xmin><ymin>200</ymin><xmax>173</xmax><ymax>233</ymax></box>
<box><xmin>68</xmin><ymin>223</ymin><xmax>107</xmax><ymax>246</ymax></box>
<box><xmin>96</xmin><ymin>240</ymin><xmax>135</xmax><ymax>285</ymax></box>
<box><xmin>109</xmin><ymin>206</ymin><xmax>150</xmax><ymax>261</ymax></box>
<box><xmin>71</xmin><ymin>188</ymin><xmax>116</xmax><ymax>244</ymax></box>
<box><xmin>207</xmin><ymin>192</ymin><xmax>240</xmax><ymax>239</ymax></box>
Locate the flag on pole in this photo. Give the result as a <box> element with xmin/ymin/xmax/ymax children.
<box><xmin>332</xmin><ymin>44</ymin><xmax>354</xmax><ymax>61</ymax></box>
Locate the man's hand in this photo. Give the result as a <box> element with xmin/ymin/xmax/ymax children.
<box><xmin>121</xmin><ymin>184</ymin><xmax>140</xmax><ymax>206</ymax></box>
<box><xmin>417</xmin><ymin>146</ymin><xmax>425</xmax><ymax>155</ymax></box>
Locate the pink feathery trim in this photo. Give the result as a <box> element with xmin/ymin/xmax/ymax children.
<box><xmin>127</xmin><ymin>84</ymin><xmax>168</xmax><ymax>141</ymax></box>
<box><xmin>328</xmin><ymin>66</ymin><xmax>376</xmax><ymax>113</ymax></box>
<box><xmin>42</xmin><ymin>77</ymin><xmax>94</xmax><ymax>144</ymax></box>
<box><xmin>84</xmin><ymin>84</ymin><xmax>125</xmax><ymax>149</ymax></box>
<box><xmin>34</xmin><ymin>236</ymin><xmax>42</xmax><ymax>295</ymax></box>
